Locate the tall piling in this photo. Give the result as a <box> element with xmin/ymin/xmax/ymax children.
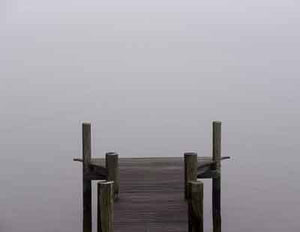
<box><xmin>212</xmin><ymin>121</ymin><xmax>222</xmax><ymax>232</ymax></box>
<box><xmin>82</xmin><ymin>122</ymin><xmax>92</xmax><ymax>232</ymax></box>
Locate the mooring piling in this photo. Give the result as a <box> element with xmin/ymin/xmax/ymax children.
<box><xmin>184</xmin><ymin>152</ymin><xmax>198</xmax><ymax>200</ymax></box>
<box><xmin>98</xmin><ymin>181</ymin><xmax>114</xmax><ymax>232</ymax></box>
<box><xmin>188</xmin><ymin>181</ymin><xmax>204</xmax><ymax>232</ymax></box>
<box><xmin>106</xmin><ymin>152</ymin><xmax>120</xmax><ymax>200</ymax></box>
<box><xmin>82</xmin><ymin>122</ymin><xmax>92</xmax><ymax>232</ymax></box>
<box><xmin>212</xmin><ymin>121</ymin><xmax>222</xmax><ymax>232</ymax></box>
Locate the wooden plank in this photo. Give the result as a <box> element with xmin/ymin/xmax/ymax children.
<box><xmin>85</xmin><ymin>171</ymin><xmax>107</xmax><ymax>181</ymax></box>
<box><xmin>197</xmin><ymin>156</ymin><xmax>230</xmax><ymax>170</ymax></box>
<box><xmin>113</xmin><ymin>157</ymin><xmax>188</xmax><ymax>232</ymax></box>
<box><xmin>212</xmin><ymin>121</ymin><xmax>222</xmax><ymax>232</ymax></box>
<box><xmin>197</xmin><ymin>169</ymin><xmax>220</xmax><ymax>179</ymax></box>
<box><xmin>89</xmin><ymin>161</ymin><xmax>107</xmax><ymax>180</ymax></box>
<box><xmin>197</xmin><ymin>157</ymin><xmax>230</xmax><ymax>179</ymax></box>
<box><xmin>90</xmin><ymin>158</ymin><xmax>105</xmax><ymax>167</ymax></box>
<box><xmin>74</xmin><ymin>158</ymin><xmax>107</xmax><ymax>180</ymax></box>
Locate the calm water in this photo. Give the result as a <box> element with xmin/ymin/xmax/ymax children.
<box><xmin>0</xmin><ymin>78</ymin><xmax>299</xmax><ymax>232</ymax></box>
<box><xmin>1</xmin><ymin>0</ymin><xmax>300</xmax><ymax>231</ymax></box>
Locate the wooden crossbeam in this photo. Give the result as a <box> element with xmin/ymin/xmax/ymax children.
<box><xmin>197</xmin><ymin>156</ymin><xmax>230</xmax><ymax>170</ymax></box>
<box><xmin>73</xmin><ymin>158</ymin><xmax>108</xmax><ymax>180</ymax></box>
<box><xmin>197</xmin><ymin>156</ymin><xmax>230</xmax><ymax>179</ymax></box>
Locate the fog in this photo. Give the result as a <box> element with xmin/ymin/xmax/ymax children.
<box><xmin>1</xmin><ymin>0</ymin><xmax>300</xmax><ymax>231</ymax></box>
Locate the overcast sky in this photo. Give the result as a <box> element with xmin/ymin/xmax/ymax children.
<box><xmin>1</xmin><ymin>0</ymin><xmax>300</xmax><ymax>156</ymax></box>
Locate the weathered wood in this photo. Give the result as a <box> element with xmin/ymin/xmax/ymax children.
<box><xmin>113</xmin><ymin>157</ymin><xmax>187</xmax><ymax>232</ymax></box>
<box><xmin>82</xmin><ymin>122</ymin><xmax>92</xmax><ymax>232</ymax></box>
<box><xmin>90</xmin><ymin>158</ymin><xmax>104</xmax><ymax>166</ymax></box>
<box><xmin>197</xmin><ymin>169</ymin><xmax>220</xmax><ymax>179</ymax></box>
<box><xmin>82</xmin><ymin>123</ymin><xmax>92</xmax><ymax>170</ymax></box>
<box><xmin>188</xmin><ymin>181</ymin><xmax>204</xmax><ymax>232</ymax></box>
<box><xmin>98</xmin><ymin>181</ymin><xmax>114</xmax><ymax>232</ymax></box>
<box><xmin>76</xmin><ymin>157</ymin><xmax>228</xmax><ymax>232</ymax></box>
<box><xmin>197</xmin><ymin>156</ymin><xmax>230</xmax><ymax>179</ymax></box>
<box><xmin>212</xmin><ymin>121</ymin><xmax>222</xmax><ymax>232</ymax></box>
<box><xmin>184</xmin><ymin>152</ymin><xmax>198</xmax><ymax>200</ymax></box>
<box><xmin>197</xmin><ymin>156</ymin><xmax>230</xmax><ymax>170</ymax></box>
<box><xmin>106</xmin><ymin>153</ymin><xmax>119</xmax><ymax>200</ymax></box>
<box><xmin>74</xmin><ymin>158</ymin><xmax>108</xmax><ymax>180</ymax></box>
<box><xmin>89</xmin><ymin>163</ymin><xmax>108</xmax><ymax>179</ymax></box>
<box><xmin>73</xmin><ymin>120</ymin><xmax>230</xmax><ymax>232</ymax></box>
<box><xmin>85</xmin><ymin>171</ymin><xmax>107</xmax><ymax>181</ymax></box>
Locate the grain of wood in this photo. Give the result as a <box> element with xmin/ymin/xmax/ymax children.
<box><xmin>106</xmin><ymin>153</ymin><xmax>120</xmax><ymax>200</ymax></box>
<box><xmin>75</xmin><ymin>156</ymin><xmax>218</xmax><ymax>232</ymax></box>
<box><xmin>188</xmin><ymin>181</ymin><xmax>204</xmax><ymax>232</ymax></box>
<box><xmin>98</xmin><ymin>181</ymin><xmax>114</xmax><ymax>232</ymax></box>
<box><xmin>212</xmin><ymin>121</ymin><xmax>222</xmax><ymax>232</ymax></box>
<box><xmin>82</xmin><ymin>123</ymin><xmax>92</xmax><ymax>232</ymax></box>
<box><xmin>112</xmin><ymin>157</ymin><xmax>205</xmax><ymax>232</ymax></box>
<box><xmin>184</xmin><ymin>153</ymin><xmax>198</xmax><ymax>200</ymax></box>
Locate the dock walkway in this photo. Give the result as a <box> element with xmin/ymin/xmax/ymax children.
<box><xmin>114</xmin><ymin>157</ymin><xmax>187</xmax><ymax>232</ymax></box>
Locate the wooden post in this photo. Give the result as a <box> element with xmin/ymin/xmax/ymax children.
<box><xmin>106</xmin><ymin>152</ymin><xmax>119</xmax><ymax>200</ymax></box>
<box><xmin>184</xmin><ymin>152</ymin><xmax>198</xmax><ymax>200</ymax></box>
<box><xmin>188</xmin><ymin>181</ymin><xmax>204</xmax><ymax>232</ymax></box>
<box><xmin>98</xmin><ymin>181</ymin><xmax>114</xmax><ymax>232</ymax></box>
<box><xmin>212</xmin><ymin>121</ymin><xmax>222</xmax><ymax>232</ymax></box>
<box><xmin>82</xmin><ymin>122</ymin><xmax>92</xmax><ymax>232</ymax></box>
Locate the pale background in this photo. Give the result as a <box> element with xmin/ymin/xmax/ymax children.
<box><xmin>1</xmin><ymin>0</ymin><xmax>300</xmax><ymax>231</ymax></box>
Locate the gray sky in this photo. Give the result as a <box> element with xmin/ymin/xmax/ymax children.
<box><xmin>1</xmin><ymin>0</ymin><xmax>300</xmax><ymax>156</ymax></box>
<box><xmin>0</xmin><ymin>1</ymin><xmax>300</xmax><ymax>231</ymax></box>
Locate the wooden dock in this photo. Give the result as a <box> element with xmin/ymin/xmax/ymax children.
<box><xmin>74</xmin><ymin>122</ymin><xmax>230</xmax><ymax>232</ymax></box>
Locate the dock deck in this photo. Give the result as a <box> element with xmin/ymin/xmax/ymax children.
<box><xmin>90</xmin><ymin>157</ymin><xmax>215</xmax><ymax>232</ymax></box>
<box><xmin>113</xmin><ymin>157</ymin><xmax>187</xmax><ymax>232</ymax></box>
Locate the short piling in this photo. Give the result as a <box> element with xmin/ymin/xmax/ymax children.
<box><xmin>106</xmin><ymin>152</ymin><xmax>119</xmax><ymax>200</ymax></box>
<box><xmin>98</xmin><ymin>181</ymin><xmax>114</xmax><ymax>232</ymax></box>
<box><xmin>184</xmin><ymin>152</ymin><xmax>198</xmax><ymax>200</ymax></box>
<box><xmin>188</xmin><ymin>181</ymin><xmax>204</xmax><ymax>232</ymax></box>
